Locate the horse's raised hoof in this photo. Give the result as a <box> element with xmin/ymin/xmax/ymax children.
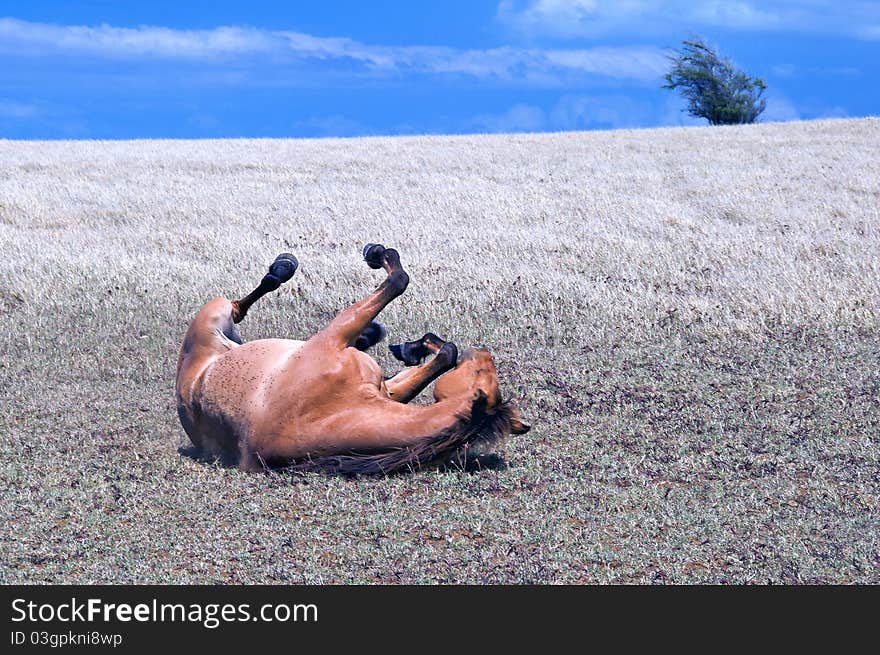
<box><xmin>389</xmin><ymin>339</ymin><xmax>430</xmax><ymax>366</ymax></box>
<box><xmin>437</xmin><ymin>341</ymin><xmax>459</xmax><ymax>368</ymax></box>
<box><xmin>362</xmin><ymin>243</ymin><xmax>387</xmax><ymax>269</ymax></box>
<box><xmin>269</xmin><ymin>253</ymin><xmax>298</xmax><ymax>283</ymax></box>
<box><xmin>354</xmin><ymin>321</ymin><xmax>387</xmax><ymax>351</ymax></box>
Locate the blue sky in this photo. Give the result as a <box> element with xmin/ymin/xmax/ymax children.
<box><xmin>0</xmin><ymin>1</ymin><xmax>877</xmax><ymax>139</ymax></box>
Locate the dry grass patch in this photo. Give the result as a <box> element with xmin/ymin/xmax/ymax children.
<box><xmin>1</xmin><ymin>118</ymin><xmax>878</xmax><ymax>583</ymax></box>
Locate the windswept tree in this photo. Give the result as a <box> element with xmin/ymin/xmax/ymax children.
<box><xmin>664</xmin><ymin>38</ymin><xmax>767</xmax><ymax>125</ymax></box>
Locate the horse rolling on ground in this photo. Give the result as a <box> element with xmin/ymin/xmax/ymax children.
<box><xmin>175</xmin><ymin>244</ymin><xmax>531</xmax><ymax>475</ymax></box>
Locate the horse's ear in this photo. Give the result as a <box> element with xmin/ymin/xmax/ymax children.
<box><xmin>510</xmin><ymin>417</ymin><xmax>531</xmax><ymax>434</ymax></box>
<box><xmin>509</xmin><ymin>407</ymin><xmax>531</xmax><ymax>434</ymax></box>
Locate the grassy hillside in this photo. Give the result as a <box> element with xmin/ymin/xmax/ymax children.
<box><xmin>1</xmin><ymin>118</ymin><xmax>878</xmax><ymax>583</ymax></box>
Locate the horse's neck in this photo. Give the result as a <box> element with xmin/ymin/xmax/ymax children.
<box><xmin>323</xmin><ymin>394</ymin><xmax>474</xmax><ymax>450</ymax></box>
<box><xmin>394</xmin><ymin>396</ymin><xmax>473</xmax><ymax>437</ymax></box>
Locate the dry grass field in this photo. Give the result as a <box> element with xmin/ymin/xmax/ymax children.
<box><xmin>1</xmin><ymin>117</ymin><xmax>878</xmax><ymax>584</ymax></box>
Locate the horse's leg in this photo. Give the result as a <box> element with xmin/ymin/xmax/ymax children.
<box><xmin>230</xmin><ymin>252</ymin><xmax>384</xmax><ymax>348</ymax></box>
<box><xmin>231</xmin><ymin>253</ymin><xmax>298</xmax><ymax>323</ymax></box>
<box><xmin>385</xmin><ymin>334</ymin><xmax>458</xmax><ymax>403</ymax></box>
<box><xmin>315</xmin><ymin>244</ymin><xmax>409</xmax><ymax>348</ymax></box>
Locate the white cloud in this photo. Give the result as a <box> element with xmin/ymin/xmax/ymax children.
<box><xmin>762</xmin><ymin>95</ymin><xmax>849</xmax><ymax>123</ymax></box>
<box><xmin>543</xmin><ymin>46</ymin><xmax>667</xmax><ymax>79</ymax></box>
<box><xmin>762</xmin><ymin>95</ymin><xmax>801</xmax><ymax>122</ymax></box>
<box><xmin>0</xmin><ymin>17</ymin><xmax>666</xmax><ymax>83</ymax></box>
<box><xmin>550</xmin><ymin>94</ymin><xmax>649</xmax><ymax>129</ymax></box>
<box><xmin>497</xmin><ymin>1</ymin><xmax>880</xmax><ymax>39</ymax></box>
<box><xmin>471</xmin><ymin>94</ymin><xmax>667</xmax><ymax>134</ymax></box>
<box><xmin>690</xmin><ymin>2</ymin><xmax>782</xmax><ymax>29</ymax></box>
<box><xmin>660</xmin><ymin>94</ymin><xmax>706</xmax><ymax>127</ymax></box>
<box><xmin>0</xmin><ymin>98</ymin><xmax>38</xmax><ymax>118</ymax></box>
<box><xmin>472</xmin><ymin>104</ymin><xmax>546</xmax><ymax>133</ymax></box>
<box><xmin>857</xmin><ymin>25</ymin><xmax>880</xmax><ymax>40</ymax></box>
<box><xmin>291</xmin><ymin>114</ymin><xmax>370</xmax><ymax>137</ymax></box>
<box><xmin>771</xmin><ymin>63</ymin><xmax>860</xmax><ymax>78</ymax></box>
<box><xmin>815</xmin><ymin>105</ymin><xmax>849</xmax><ymax>119</ymax></box>
<box><xmin>498</xmin><ymin>0</ymin><xmax>648</xmax><ymax>38</ymax></box>
<box><xmin>0</xmin><ymin>18</ymin><xmax>279</xmax><ymax>58</ymax></box>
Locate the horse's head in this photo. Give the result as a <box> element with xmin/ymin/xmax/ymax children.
<box><xmin>434</xmin><ymin>346</ymin><xmax>531</xmax><ymax>435</ymax></box>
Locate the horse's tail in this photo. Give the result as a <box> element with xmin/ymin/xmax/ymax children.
<box><xmin>281</xmin><ymin>400</ymin><xmax>516</xmax><ymax>476</ymax></box>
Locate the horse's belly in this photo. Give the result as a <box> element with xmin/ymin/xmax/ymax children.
<box><xmin>248</xmin><ymin>346</ymin><xmax>387</xmax><ymax>461</ymax></box>
<box><xmin>196</xmin><ymin>338</ymin><xmax>306</xmax><ymax>455</ymax></box>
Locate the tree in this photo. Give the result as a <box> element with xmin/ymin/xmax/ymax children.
<box><xmin>663</xmin><ymin>38</ymin><xmax>767</xmax><ymax>125</ymax></box>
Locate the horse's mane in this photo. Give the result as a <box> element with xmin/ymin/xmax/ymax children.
<box><xmin>278</xmin><ymin>401</ymin><xmax>515</xmax><ymax>476</ymax></box>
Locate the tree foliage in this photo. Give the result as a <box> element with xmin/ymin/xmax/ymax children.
<box><xmin>664</xmin><ymin>38</ymin><xmax>767</xmax><ymax>125</ymax></box>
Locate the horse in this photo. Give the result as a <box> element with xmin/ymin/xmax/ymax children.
<box><xmin>175</xmin><ymin>244</ymin><xmax>530</xmax><ymax>475</ymax></box>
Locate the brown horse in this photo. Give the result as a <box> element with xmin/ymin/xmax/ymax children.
<box><xmin>175</xmin><ymin>244</ymin><xmax>530</xmax><ymax>474</ymax></box>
